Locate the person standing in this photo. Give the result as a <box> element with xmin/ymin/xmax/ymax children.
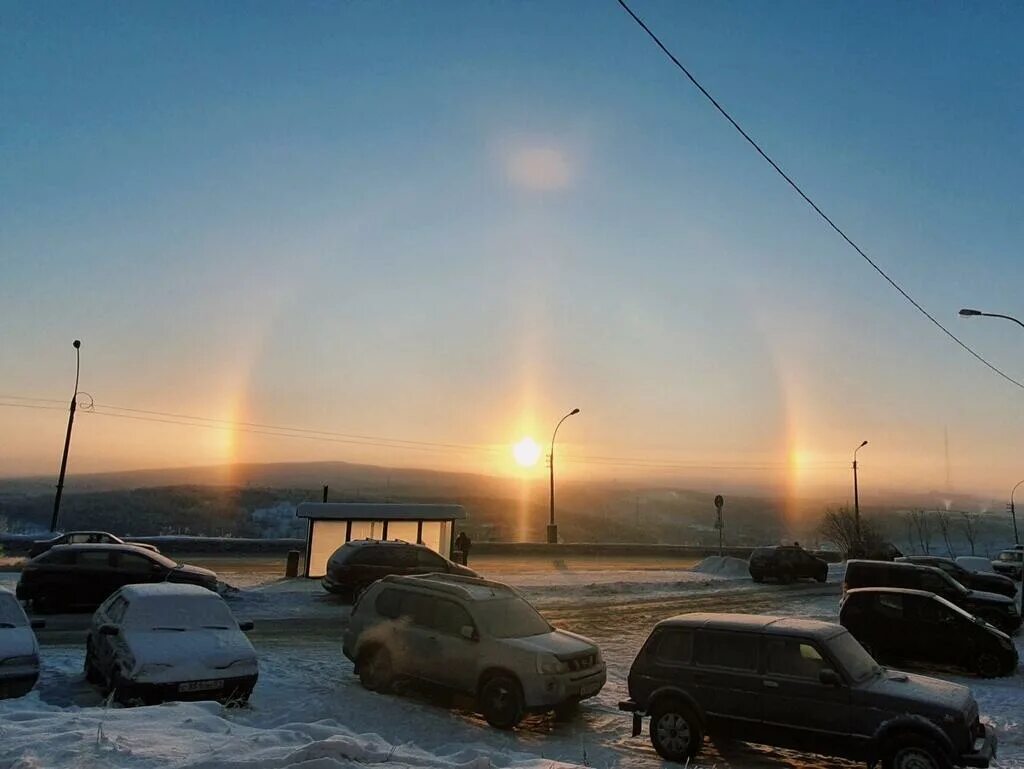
<box><xmin>455</xmin><ymin>531</ymin><xmax>472</xmax><ymax>565</ymax></box>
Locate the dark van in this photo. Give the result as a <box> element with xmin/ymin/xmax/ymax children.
<box><xmin>749</xmin><ymin>546</ymin><xmax>828</xmax><ymax>584</ymax></box>
<box><xmin>840</xmin><ymin>588</ymin><xmax>1018</xmax><ymax>678</ymax></box>
<box><xmin>895</xmin><ymin>556</ymin><xmax>1016</xmax><ymax>599</ymax></box>
<box><xmin>844</xmin><ymin>560</ymin><xmax>1020</xmax><ymax>634</ymax></box>
<box><xmin>620</xmin><ymin>613</ymin><xmax>995</xmax><ymax>768</ymax></box>
<box><xmin>321</xmin><ymin>539</ymin><xmax>478</xmax><ymax>600</ymax></box>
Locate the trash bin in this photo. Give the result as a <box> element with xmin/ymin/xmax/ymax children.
<box><xmin>285</xmin><ymin>550</ymin><xmax>301</xmax><ymax>578</ymax></box>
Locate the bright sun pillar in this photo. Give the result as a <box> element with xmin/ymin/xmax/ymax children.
<box><xmin>513</xmin><ymin>437</ymin><xmax>542</xmax><ymax>467</ymax></box>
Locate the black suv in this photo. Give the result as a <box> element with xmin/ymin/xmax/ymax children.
<box><xmin>16</xmin><ymin>544</ymin><xmax>218</xmax><ymax>613</ymax></box>
<box><xmin>895</xmin><ymin>556</ymin><xmax>1016</xmax><ymax>599</ymax></box>
<box><xmin>748</xmin><ymin>546</ymin><xmax>828</xmax><ymax>584</ymax></box>
<box><xmin>844</xmin><ymin>560</ymin><xmax>1021</xmax><ymax>634</ymax></box>
<box><xmin>620</xmin><ymin>613</ymin><xmax>995</xmax><ymax>769</ymax></box>
<box><xmin>841</xmin><ymin>588</ymin><xmax>1018</xmax><ymax>678</ymax></box>
<box><xmin>321</xmin><ymin>539</ymin><xmax>478</xmax><ymax>600</ymax></box>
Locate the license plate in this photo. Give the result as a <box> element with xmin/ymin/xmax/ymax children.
<box><xmin>580</xmin><ymin>682</ymin><xmax>602</xmax><ymax>698</ymax></box>
<box><xmin>179</xmin><ymin>679</ymin><xmax>224</xmax><ymax>693</ymax></box>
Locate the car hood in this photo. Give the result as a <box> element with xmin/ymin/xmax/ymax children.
<box><xmin>964</xmin><ymin>589</ymin><xmax>1013</xmax><ymax>607</ymax></box>
<box><xmin>168</xmin><ymin>564</ymin><xmax>218</xmax><ymax>583</ymax></box>
<box><xmin>501</xmin><ymin>628</ymin><xmax>597</xmax><ymax>658</ymax></box>
<box><xmin>0</xmin><ymin>627</ymin><xmax>39</xmax><ymax>661</ymax></box>
<box><xmin>124</xmin><ymin>629</ymin><xmax>256</xmax><ymax>683</ymax></box>
<box><xmin>857</xmin><ymin>669</ymin><xmax>974</xmax><ymax>715</ymax></box>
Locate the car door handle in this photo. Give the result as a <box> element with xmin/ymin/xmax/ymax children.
<box><xmin>763</xmin><ymin>680</ymin><xmax>779</xmax><ymax>688</ymax></box>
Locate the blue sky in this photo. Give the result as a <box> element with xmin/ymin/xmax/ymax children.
<box><xmin>2</xmin><ymin>1</ymin><xmax>1022</xmax><ymax>500</ymax></box>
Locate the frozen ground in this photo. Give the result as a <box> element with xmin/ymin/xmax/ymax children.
<box><xmin>1</xmin><ymin>557</ymin><xmax>1021</xmax><ymax>769</ymax></box>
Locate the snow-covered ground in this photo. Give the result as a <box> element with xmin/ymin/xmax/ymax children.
<box><xmin>1</xmin><ymin>557</ymin><xmax>1021</xmax><ymax>769</ymax></box>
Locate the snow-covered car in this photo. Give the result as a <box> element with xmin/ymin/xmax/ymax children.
<box><xmin>0</xmin><ymin>587</ymin><xmax>44</xmax><ymax>699</ymax></box>
<box><xmin>28</xmin><ymin>531</ymin><xmax>160</xmax><ymax>558</ymax></box>
<box><xmin>992</xmin><ymin>547</ymin><xmax>1024</xmax><ymax>581</ymax></box>
<box><xmin>85</xmin><ymin>582</ymin><xmax>257</xmax><ymax>706</ymax></box>
<box><xmin>956</xmin><ymin>556</ymin><xmax>997</xmax><ymax>575</ymax></box>
<box><xmin>344</xmin><ymin>573</ymin><xmax>606</xmax><ymax>728</ymax></box>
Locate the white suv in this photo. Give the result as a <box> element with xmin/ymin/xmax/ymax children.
<box><xmin>343</xmin><ymin>573</ymin><xmax>606</xmax><ymax>728</ymax></box>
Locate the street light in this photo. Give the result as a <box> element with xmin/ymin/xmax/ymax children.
<box><xmin>51</xmin><ymin>339</ymin><xmax>82</xmax><ymax>532</ymax></box>
<box><xmin>959</xmin><ymin>308</ymin><xmax>1024</xmax><ymax>331</ymax></box>
<box><xmin>1010</xmin><ymin>480</ymin><xmax>1023</xmax><ymax>546</ymax></box>
<box><xmin>852</xmin><ymin>440</ymin><xmax>868</xmax><ymax>554</ymax></box>
<box><xmin>547</xmin><ymin>408</ymin><xmax>580</xmax><ymax>544</ymax></box>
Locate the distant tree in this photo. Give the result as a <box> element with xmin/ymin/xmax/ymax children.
<box><xmin>907</xmin><ymin>509</ymin><xmax>932</xmax><ymax>555</ymax></box>
<box><xmin>960</xmin><ymin>512</ymin><xmax>979</xmax><ymax>556</ymax></box>
<box><xmin>935</xmin><ymin>509</ymin><xmax>955</xmax><ymax>558</ymax></box>
<box><xmin>819</xmin><ymin>506</ymin><xmax>882</xmax><ymax>557</ymax></box>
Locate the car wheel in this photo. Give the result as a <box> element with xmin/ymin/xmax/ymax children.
<box><xmin>816</xmin><ymin>571</ymin><xmax>828</xmax><ymax>583</ymax></box>
<box><xmin>751</xmin><ymin>574</ymin><xmax>764</xmax><ymax>584</ymax></box>
<box><xmin>479</xmin><ymin>674</ymin><xmax>525</xmax><ymax>729</ymax></box>
<box><xmin>650</xmin><ymin>700</ymin><xmax>703</xmax><ymax>762</ymax></box>
<box><xmin>974</xmin><ymin>652</ymin><xmax>1004</xmax><ymax>679</ymax></box>
<box><xmin>358</xmin><ymin>647</ymin><xmax>394</xmax><ymax>693</ymax></box>
<box><xmin>777</xmin><ymin>570</ymin><xmax>794</xmax><ymax>585</ymax></box>
<box><xmin>84</xmin><ymin>649</ymin><xmax>102</xmax><ymax>685</ymax></box>
<box><xmin>553</xmin><ymin>700</ymin><xmax>579</xmax><ymax>722</ymax></box>
<box><xmin>882</xmin><ymin>733</ymin><xmax>952</xmax><ymax>769</ymax></box>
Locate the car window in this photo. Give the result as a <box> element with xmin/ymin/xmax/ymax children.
<box><xmin>68</xmin><ymin>533</ymin><xmax>91</xmax><ymax>544</ymax></box>
<box><xmin>416</xmin><ymin>549</ymin><xmax>446</xmax><ymax>568</ymax></box>
<box><xmin>695</xmin><ymin>631</ymin><xmax>758</xmax><ymax>671</ymax></box>
<box><xmin>920</xmin><ymin>570</ymin><xmax>957</xmax><ymax>594</ymax></box>
<box><xmin>765</xmin><ymin>639</ymin><xmax>828</xmax><ymax>680</ymax></box>
<box><xmin>36</xmin><ymin>549</ymin><xmax>74</xmax><ymax>565</ymax></box>
<box><xmin>105</xmin><ymin>596</ymin><xmax>129</xmax><ymax>623</ymax></box>
<box><xmin>375</xmin><ymin>588</ymin><xmax>403</xmax><ymax>619</ymax></box>
<box><xmin>914</xmin><ymin>597</ymin><xmax>957</xmax><ymax>625</ymax></box>
<box><xmin>875</xmin><ymin>593</ymin><xmax>904</xmax><ymax>618</ymax></box>
<box><xmin>652</xmin><ymin>629</ymin><xmax>693</xmax><ymax>665</ymax></box>
<box><xmin>117</xmin><ymin>552</ymin><xmax>157</xmax><ymax>573</ymax></box>
<box><xmin>75</xmin><ymin>550</ymin><xmax>112</xmax><ymax>568</ymax></box>
<box><xmin>473</xmin><ymin>596</ymin><xmax>552</xmax><ymax>639</ymax></box>
<box><xmin>431</xmin><ymin>599</ymin><xmax>474</xmax><ymax>636</ymax></box>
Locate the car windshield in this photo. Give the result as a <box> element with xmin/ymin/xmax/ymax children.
<box><xmin>0</xmin><ymin>595</ymin><xmax>28</xmax><ymax>628</ymax></box>
<box><xmin>123</xmin><ymin>596</ymin><xmax>235</xmax><ymax>631</ymax></box>
<box><xmin>999</xmin><ymin>552</ymin><xmax>1023</xmax><ymax>563</ymax></box>
<box><xmin>138</xmin><ymin>550</ymin><xmax>178</xmax><ymax>569</ymax></box>
<box><xmin>826</xmin><ymin>630</ymin><xmax>881</xmax><ymax>683</ymax></box>
<box><xmin>473</xmin><ymin>597</ymin><xmax>552</xmax><ymax>639</ymax></box>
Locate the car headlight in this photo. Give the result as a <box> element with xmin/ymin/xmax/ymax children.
<box><xmin>0</xmin><ymin>655</ymin><xmax>37</xmax><ymax>667</ymax></box>
<box><xmin>536</xmin><ymin>654</ymin><xmax>569</xmax><ymax>675</ymax></box>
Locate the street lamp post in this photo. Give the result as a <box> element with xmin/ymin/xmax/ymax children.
<box><xmin>1011</xmin><ymin>480</ymin><xmax>1023</xmax><ymax>546</ymax></box>
<box><xmin>547</xmin><ymin>408</ymin><xmax>580</xmax><ymax>544</ymax></box>
<box><xmin>959</xmin><ymin>308</ymin><xmax>1024</xmax><ymax>331</ymax></box>
<box><xmin>852</xmin><ymin>440</ymin><xmax>868</xmax><ymax>555</ymax></box>
<box><xmin>51</xmin><ymin>340</ymin><xmax>82</xmax><ymax>532</ymax></box>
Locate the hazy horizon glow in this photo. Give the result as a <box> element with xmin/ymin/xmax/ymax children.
<box><xmin>2</xmin><ymin>2</ymin><xmax>1022</xmax><ymax>506</ymax></box>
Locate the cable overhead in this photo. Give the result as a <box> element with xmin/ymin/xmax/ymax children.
<box><xmin>614</xmin><ymin>0</ymin><xmax>1024</xmax><ymax>392</ymax></box>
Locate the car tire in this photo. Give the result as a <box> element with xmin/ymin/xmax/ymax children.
<box><xmin>974</xmin><ymin>652</ymin><xmax>1004</xmax><ymax>679</ymax></box>
<box><xmin>358</xmin><ymin>647</ymin><xmax>394</xmax><ymax>693</ymax></box>
<box><xmin>479</xmin><ymin>674</ymin><xmax>525</xmax><ymax>730</ymax></box>
<box><xmin>815</xmin><ymin>571</ymin><xmax>827</xmax><ymax>583</ymax></box>
<box><xmin>553</xmin><ymin>700</ymin><xmax>579</xmax><ymax>722</ymax></box>
<box><xmin>650</xmin><ymin>700</ymin><xmax>703</xmax><ymax>762</ymax></box>
<box><xmin>84</xmin><ymin>648</ymin><xmax>102</xmax><ymax>685</ymax></box>
<box><xmin>751</xmin><ymin>574</ymin><xmax>764</xmax><ymax>584</ymax></box>
<box><xmin>881</xmin><ymin>733</ymin><xmax>952</xmax><ymax>769</ymax></box>
<box><xmin>777</xmin><ymin>570</ymin><xmax>794</xmax><ymax>585</ymax></box>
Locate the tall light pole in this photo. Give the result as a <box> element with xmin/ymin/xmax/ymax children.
<box><xmin>1010</xmin><ymin>480</ymin><xmax>1023</xmax><ymax>546</ymax></box>
<box><xmin>50</xmin><ymin>340</ymin><xmax>82</xmax><ymax>532</ymax></box>
<box><xmin>852</xmin><ymin>440</ymin><xmax>868</xmax><ymax>554</ymax></box>
<box><xmin>547</xmin><ymin>408</ymin><xmax>580</xmax><ymax>544</ymax></box>
<box><xmin>959</xmin><ymin>308</ymin><xmax>1024</xmax><ymax>331</ymax></box>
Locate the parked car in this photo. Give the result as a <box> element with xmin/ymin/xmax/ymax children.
<box><xmin>992</xmin><ymin>547</ymin><xmax>1024</xmax><ymax>581</ymax></box>
<box><xmin>840</xmin><ymin>588</ymin><xmax>1018</xmax><ymax>678</ymax></box>
<box><xmin>343</xmin><ymin>573</ymin><xmax>606</xmax><ymax>728</ymax></box>
<box><xmin>844</xmin><ymin>559</ymin><xmax>1021</xmax><ymax>634</ymax></box>
<box><xmin>619</xmin><ymin>613</ymin><xmax>996</xmax><ymax>769</ymax></box>
<box><xmin>85</xmin><ymin>582</ymin><xmax>257</xmax><ymax>705</ymax></box>
<box><xmin>0</xmin><ymin>587</ymin><xmax>44</xmax><ymax>699</ymax></box>
<box><xmin>28</xmin><ymin>531</ymin><xmax>160</xmax><ymax>558</ymax></box>
<box><xmin>322</xmin><ymin>539</ymin><xmax>478</xmax><ymax>599</ymax></box>
<box><xmin>748</xmin><ymin>545</ymin><xmax>828</xmax><ymax>584</ymax></box>
<box><xmin>956</xmin><ymin>556</ymin><xmax>997</xmax><ymax>575</ymax></box>
<box><xmin>896</xmin><ymin>556</ymin><xmax>1017</xmax><ymax>598</ymax></box>
<box><xmin>16</xmin><ymin>544</ymin><xmax>218</xmax><ymax>613</ymax></box>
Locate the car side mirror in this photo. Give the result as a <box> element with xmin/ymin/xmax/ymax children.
<box><xmin>460</xmin><ymin>625</ymin><xmax>478</xmax><ymax>641</ymax></box>
<box><xmin>819</xmin><ymin>669</ymin><xmax>842</xmax><ymax>687</ymax></box>
<box><xmin>99</xmin><ymin>624</ymin><xmax>119</xmax><ymax>636</ymax></box>
<box><xmin>31</xmin><ymin>619</ymin><xmax>46</xmax><ymax>630</ymax></box>
<box><xmin>238</xmin><ymin>621</ymin><xmax>254</xmax><ymax>632</ymax></box>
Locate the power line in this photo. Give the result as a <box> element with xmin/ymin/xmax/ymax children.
<box><xmin>615</xmin><ymin>0</ymin><xmax>1024</xmax><ymax>392</ymax></box>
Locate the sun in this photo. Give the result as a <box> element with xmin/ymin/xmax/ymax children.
<box><xmin>513</xmin><ymin>436</ymin><xmax>542</xmax><ymax>467</ymax></box>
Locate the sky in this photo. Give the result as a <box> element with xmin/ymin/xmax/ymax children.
<box><xmin>2</xmin><ymin>1</ymin><xmax>1023</xmax><ymax>505</ymax></box>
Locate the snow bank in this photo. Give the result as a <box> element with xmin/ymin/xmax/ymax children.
<box><xmin>0</xmin><ymin>696</ymin><xmax>584</xmax><ymax>769</ymax></box>
<box><xmin>692</xmin><ymin>556</ymin><xmax>750</xmax><ymax>579</ymax></box>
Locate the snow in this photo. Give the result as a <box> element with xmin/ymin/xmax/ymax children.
<box><xmin>692</xmin><ymin>555</ymin><xmax>751</xmax><ymax>578</ymax></box>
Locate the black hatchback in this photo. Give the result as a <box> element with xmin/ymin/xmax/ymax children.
<box><xmin>748</xmin><ymin>546</ymin><xmax>828</xmax><ymax>584</ymax></box>
<box><xmin>896</xmin><ymin>556</ymin><xmax>1017</xmax><ymax>599</ymax></box>
<box><xmin>321</xmin><ymin>539</ymin><xmax>478</xmax><ymax>600</ymax></box>
<box><xmin>840</xmin><ymin>588</ymin><xmax>1018</xmax><ymax>678</ymax></box>
<box><xmin>16</xmin><ymin>544</ymin><xmax>218</xmax><ymax>613</ymax></box>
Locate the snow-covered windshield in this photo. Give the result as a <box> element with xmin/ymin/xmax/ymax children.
<box><xmin>0</xmin><ymin>593</ymin><xmax>28</xmax><ymax>628</ymax></box>
<box><xmin>123</xmin><ymin>596</ymin><xmax>236</xmax><ymax>631</ymax></box>
<box><xmin>473</xmin><ymin>597</ymin><xmax>551</xmax><ymax>639</ymax></box>
<box><xmin>826</xmin><ymin>630</ymin><xmax>879</xmax><ymax>683</ymax></box>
